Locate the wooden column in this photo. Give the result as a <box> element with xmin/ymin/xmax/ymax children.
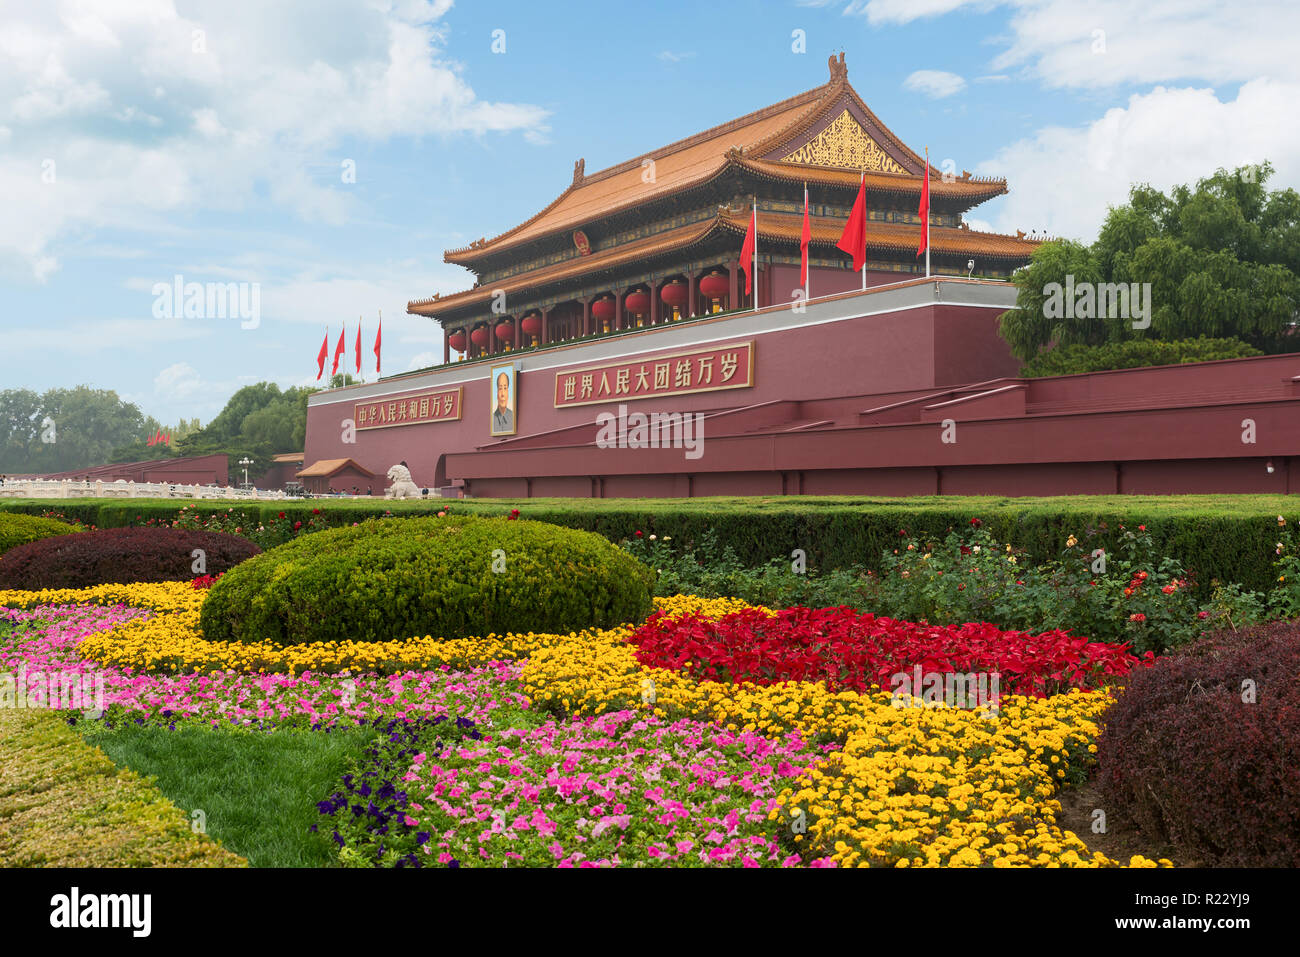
<box><xmin>581</xmin><ymin>296</ymin><xmax>592</xmax><ymax>337</ymax></box>
<box><xmin>541</xmin><ymin>307</ymin><xmax>550</xmax><ymax>346</ymax></box>
<box><xmin>442</xmin><ymin>326</ymin><xmax>449</xmax><ymax>365</ymax></box>
<box><xmin>727</xmin><ymin>259</ymin><xmax>739</xmax><ymax>312</ymax></box>
<box><xmin>687</xmin><ymin>269</ymin><xmax>697</xmax><ymax>318</ymax></box>
<box><xmin>649</xmin><ymin>279</ymin><xmax>661</xmax><ymax>326</ymax></box>
<box><xmin>614</xmin><ymin>291</ymin><xmax>624</xmax><ymax>331</ymax></box>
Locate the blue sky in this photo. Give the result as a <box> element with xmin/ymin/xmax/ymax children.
<box><xmin>2</xmin><ymin>0</ymin><xmax>1296</xmax><ymax>427</ymax></box>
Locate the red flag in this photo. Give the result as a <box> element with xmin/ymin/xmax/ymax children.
<box><xmin>917</xmin><ymin>161</ymin><xmax>930</xmax><ymax>258</ymax></box>
<box><xmin>373</xmin><ymin>316</ymin><xmax>382</xmax><ymax>374</ymax></box>
<box><xmin>146</xmin><ymin>431</ymin><xmax>155</xmax><ymax>447</ymax></box>
<box><xmin>836</xmin><ymin>173</ymin><xmax>867</xmax><ymax>272</ymax></box>
<box><xmin>738</xmin><ymin>207</ymin><xmax>756</xmax><ymax>295</ymax></box>
<box><xmin>800</xmin><ymin>184</ymin><xmax>811</xmax><ymax>289</ymax></box>
<box><xmin>162</xmin><ymin>431</ymin><xmax>169</xmax><ymax>446</ymax></box>
<box><xmin>316</xmin><ymin>329</ymin><xmax>329</xmax><ymax>380</ymax></box>
<box><xmin>332</xmin><ymin>326</ymin><xmax>346</xmax><ymax>376</ymax></box>
<box><xmin>355</xmin><ymin>319</ymin><xmax>362</xmax><ymax>374</ymax></box>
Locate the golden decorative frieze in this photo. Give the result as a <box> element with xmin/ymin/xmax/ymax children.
<box><xmin>782</xmin><ymin>110</ymin><xmax>906</xmax><ymax>174</ymax></box>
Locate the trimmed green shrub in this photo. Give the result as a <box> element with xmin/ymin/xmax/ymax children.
<box><xmin>0</xmin><ymin>527</ymin><xmax>261</xmax><ymax>589</ymax></box>
<box><xmin>199</xmin><ymin>516</ymin><xmax>654</xmax><ymax>646</ymax></box>
<box><xmin>1097</xmin><ymin>621</ymin><xmax>1300</xmax><ymax>866</ymax></box>
<box><xmin>1020</xmin><ymin>337</ymin><xmax>1262</xmax><ymax>378</ymax></box>
<box><xmin>0</xmin><ymin>513</ymin><xmax>79</xmax><ymax>556</ymax></box>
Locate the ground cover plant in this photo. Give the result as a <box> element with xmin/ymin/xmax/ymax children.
<box><xmin>0</xmin><ymin>526</ymin><xmax>260</xmax><ymax>590</ymax></box>
<box><xmin>0</xmin><ymin>512</ymin><xmax>80</xmax><ymax>557</ymax></box>
<box><xmin>1097</xmin><ymin>620</ymin><xmax>1300</xmax><ymax>867</ymax></box>
<box><xmin>0</xmin><ymin>707</ymin><xmax>244</xmax><ymax>867</ymax></box>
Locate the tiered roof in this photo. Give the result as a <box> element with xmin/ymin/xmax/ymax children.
<box><xmin>413</xmin><ymin>54</ymin><xmax>1027</xmax><ymax>318</ymax></box>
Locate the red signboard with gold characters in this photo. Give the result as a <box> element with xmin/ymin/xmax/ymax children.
<box><xmin>356</xmin><ymin>387</ymin><xmax>462</xmax><ymax>429</ymax></box>
<box><xmin>554</xmin><ymin>341</ymin><xmax>755</xmax><ymax>408</ymax></box>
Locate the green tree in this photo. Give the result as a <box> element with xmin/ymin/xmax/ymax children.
<box><xmin>1000</xmin><ymin>162</ymin><xmax>1300</xmax><ymax>362</ymax></box>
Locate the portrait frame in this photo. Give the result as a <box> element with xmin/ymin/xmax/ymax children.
<box><xmin>489</xmin><ymin>362</ymin><xmax>517</xmax><ymax>437</ymax></box>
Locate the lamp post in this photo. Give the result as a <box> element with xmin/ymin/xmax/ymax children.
<box><xmin>238</xmin><ymin>456</ymin><xmax>254</xmax><ymax>489</ymax></box>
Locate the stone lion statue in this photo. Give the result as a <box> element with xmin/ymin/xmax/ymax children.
<box><xmin>384</xmin><ymin>464</ymin><xmax>421</xmax><ymax>500</ymax></box>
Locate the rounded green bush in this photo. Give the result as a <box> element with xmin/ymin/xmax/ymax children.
<box><xmin>0</xmin><ymin>513</ymin><xmax>79</xmax><ymax>557</ymax></box>
<box><xmin>198</xmin><ymin>515</ymin><xmax>654</xmax><ymax>645</ymax></box>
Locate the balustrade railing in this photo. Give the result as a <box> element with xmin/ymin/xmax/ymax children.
<box><xmin>0</xmin><ymin>479</ymin><xmax>299</xmax><ymax>501</ymax></box>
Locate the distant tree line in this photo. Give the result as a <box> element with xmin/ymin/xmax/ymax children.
<box><xmin>0</xmin><ymin>374</ymin><xmax>355</xmax><ymax>478</ymax></box>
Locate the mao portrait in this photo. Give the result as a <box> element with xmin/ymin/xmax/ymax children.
<box><xmin>490</xmin><ymin>363</ymin><xmax>517</xmax><ymax>437</ymax></box>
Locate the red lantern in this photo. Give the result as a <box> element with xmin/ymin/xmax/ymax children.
<box><xmin>470</xmin><ymin>326</ymin><xmax>489</xmax><ymax>347</ymax></box>
<box><xmin>624</xmin><ymin>290</ymin><xmax>650</xmax><ymax>314</ymax></box>
<box><xmin>591</xmin><ymin>297</ymin><xmax>616</xmax><ymax>322</ymax></box>
<box><xmin>520</xmin><ymin>314</ymin><xmax>542</xmax><ymax>338</ymax></box>
<box><xmin>448</xmin><ymin>330</ymin><xmax>467</xmax><ymax>353</ymax></box>
<box><xmin>495</xmin><ymin>319</ymin><xmax>515</xmax><ymax>344</ymax></box>
<box><xmin>660</xmin><ymin>280</ymin><xmax>688</xmax><ymax>309</ymax></box>
<box><xmin>699</xmin><ymin>272</ymin><xmax>729</xmax><ymax>300</ymax></box>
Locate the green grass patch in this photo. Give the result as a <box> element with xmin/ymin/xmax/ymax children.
<box><xmin>80</xmin><ymin>722</ymin><xmax>375</xmax><ymax>868</ymax></box>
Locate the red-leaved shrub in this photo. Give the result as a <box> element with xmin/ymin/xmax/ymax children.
<box><xmin>629</xmin><ymin>606</ymin><xmax>1151</xmax><ymax>697</ymax></box>
<box><xmin>0</xmin><ymin>527</ymin><xmax>261</xmax><ymax>589</ymax></box>
<box><xmin>1097</xmin><ymin>621</ymin><xmax>1300</xmax><ymax>866</ymax></box>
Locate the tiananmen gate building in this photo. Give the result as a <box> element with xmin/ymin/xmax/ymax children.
<box><xmin>303</xmin><ymin>55</ymin><xmax>1300</xmax><ymax>497</ymax></box>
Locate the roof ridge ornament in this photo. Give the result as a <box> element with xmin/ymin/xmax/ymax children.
<box><xmin>573</xmin><ymin>157</ymin><xmax>585</xmax><ymax>185</ymax></box>
<box><xmin>828</xmin><ymin>52</ymin><xmax>846</xmax><ymax>81</ymax></box>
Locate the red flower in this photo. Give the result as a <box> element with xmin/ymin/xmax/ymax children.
<box><xmin>1129</xmin><ymin>613</ymin><xmax>1146</xmax><ymax>622</ymax></box>
<box><xmin>278</xmin><ymin>511</ymin><xmax>286</xmax><ymax>519</ymax></box>
<box><xmin>1138</xmin><ymin>525</ymin><xmax>1146</xmax><ymax>531</ymax></box>
<box><xmin>1197</xmin><ymin>610</ymin><xmax>1210</xmax><ymax>619</ymax></box>
<box><xmin>969</xmin><ymin>518</ymin><xmax>982</xmax><ymax>527</ymax></box>
<box><xmin>293</xmin><ymin>521</ymin><xmax>302</xmax><ymax>531</ymax></box>
<box><xmin>635</xmin><ymin>530</ymin><xmax>643</xmax><ymax>537</ymax></box>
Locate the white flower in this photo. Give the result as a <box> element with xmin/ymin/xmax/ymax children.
<box><xmin>972</xmin><ymin>545</ymin><xmax>981</xmax><ymax>554</ymax></box>
<box><xmin>649</xmin><ymin>534</ymin><xmax>656</xmax><ymax>540</ymax></box>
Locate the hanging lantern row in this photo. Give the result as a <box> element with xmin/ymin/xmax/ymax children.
<box><xmin>453</xmin><ymin>269</ymin><xmax>736</xmax><ymax>355</ymax></box>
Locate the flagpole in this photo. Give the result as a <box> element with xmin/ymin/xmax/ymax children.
<box><xmin>804</xmin><ymin>182</ymin><xmax>811</xmax><ymax>302</ymax></box>
<box><xmin>752</xmin><ymin>197</ymin><xmax>758</xmax><ymax>313</ymax></box>
<box><xmin>925</xmin><ymin>147</ymin><xmax>931</xmax><ymax>280</ymax></box>
<box><xmin>358</xmin><ymin>315</ymin><xmax>364</xmax><ymax>385</ymax></box>
<box><xmin>860</xmin><ymin>171</ymin><xmax>867</xmax><ymax>291</ymax></box>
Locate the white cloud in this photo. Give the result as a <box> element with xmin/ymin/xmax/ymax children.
<box><xmin>657</xmin><ymin>51</ymin><xmax>696</xmax><ymax>63</ymax></box>
<box><xmin>978</xmin><ymin>79</ymin><xmax>1300</xmax><ymax>242</ymax></box>
<box><xmin>848</xmin><ymin>1</ymin><xmax>1300</xmax><ymax>89</ymax></box>
<box><xmin>0</xmin><ymin>0</ymin><xmax>550</xmax><ymax>280</ymax></box>
<box><xmin>903</xmin><ymin>70</ymin><xmax>967</xmax><ymax>98</ymax></box>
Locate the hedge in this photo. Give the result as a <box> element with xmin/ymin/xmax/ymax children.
<box><xmin>1020</xmin><ymin>337</ymin><xmax>1263</xmax><ymax>378</ymax></box>
<box><xmin>0</xmin><ymin>709</ymin><xmax>244</xmax><ymax>867</ymax></box>
<box><xmin>1097</xmin><ymin>621</ymin><xmax>1300</xmax><ymax>866</ymax></box>
<box><xmin>0</xmin><ymin>512</ymin><xmax>79</xmax><ymax>556</ymax></box>
<box><xmin>0</xmin><ymin>527</ymin><xmax>262</xmax><ymax>590</ymax></box>
<box><xmin>0</xmin><ymin>494</ymin><xmax>1295</xmax><ymax>593</ymax></box>
<box><xmin>199</xmin><ymin>515</ymin><xmax>654</xmax><ymax>646</ymax></box>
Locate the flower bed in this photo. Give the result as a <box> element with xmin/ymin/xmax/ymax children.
<box><xmin>2</xmin><ymin>580</ymin><xmax>1171</xmax><ymax>867</ymax></box>
<box><xmin>630</xmin><ymin>605</ymin><xmax>1152</xmax><ymax>697</ymax></box>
